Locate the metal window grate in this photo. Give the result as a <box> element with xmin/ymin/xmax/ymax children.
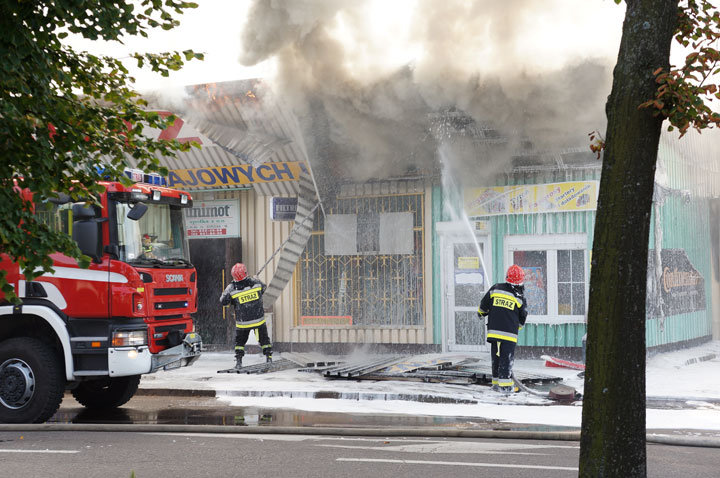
<box><xmin>296</xmin><ymin>193</ymin><xmax>425</xmax><ymax>327</ymax></box>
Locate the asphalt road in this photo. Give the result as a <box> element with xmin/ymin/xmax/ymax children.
<box><xmin>1</xmin><ymin>430</ymin><xmax>718</xmax><ymax>478</ymax></box>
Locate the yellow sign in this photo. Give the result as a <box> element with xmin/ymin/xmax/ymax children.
<box><xmin>231</xmin><ymin>287</ymin><xmax>261</xmax><ymax>304</ymax></box>
<box><xmin>474</xmin><ymin>220</ymin><xmax>491</xmax><ymax>234</ymax></box>
<box><xmin>464</xmin><ymin>181</ymin><xmax>599</xmax><ymax>217</ymax></box>
<box><xmin>493</xmin><ymin>296</ymin><xmax>517</xmax><ymax>310</ymax></box>
<box><xmin>169</xmin><ymin>161</ymin><xmax>308</xmax><ymax>189</ymax></box>
<box><xmin>458</xmin><ymin>257</ymin><xmax>480</xmax><ymax>269</ymax></box>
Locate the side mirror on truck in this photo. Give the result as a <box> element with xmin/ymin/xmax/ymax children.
<box><xmin>47</xmin><ymin>192</ymin><xmax>71</xmax><ymax>205</ymax></box>
<box><xmin>127</xmin><ymin>202</ymin><xmax>148</xmax><ymax>221</ymax></box>
<box><xmin>72</xmin><ymin>204</ymin><xmax>103</xmax><ymax>263</ymax></box>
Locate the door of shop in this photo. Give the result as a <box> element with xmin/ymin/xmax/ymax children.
<box><xmin>189</xmin><ymin>238</ymin><xmax>242</xmax><ymax>348</ymax></box>
<box><xmin>438</xmin><ymin>224</ymin><xmax>491</xmax><ymax>352</ymax></box>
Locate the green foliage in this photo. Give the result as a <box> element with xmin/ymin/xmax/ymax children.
<box><xmin>0</xmin><ymin>1</ymin><xmax>202</xmax><ymax>302</ymax></box>
<box><xmin>639</xmin><ymin>0</ymin><xmax>720</xmax><ymax>135</ymax></box>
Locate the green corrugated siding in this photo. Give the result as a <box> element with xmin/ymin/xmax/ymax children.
<box><xmin>646</xmin><ymin>140</ymin><xmax>715</xmax><ymax>347</ymax></box>
<box><xmin>432</xmin><ymin>138</ymin><xmax>716</xmax><ymax>350</ymax></box>
<box><xmin>487</xmin><ymin>167</ymin><xmax>599</xmax><ymax>348</ymax></box>
<box><xmin>518</xmin><ymin>322</ymin><xmax>587</xmax><ymax>347</ymax></box>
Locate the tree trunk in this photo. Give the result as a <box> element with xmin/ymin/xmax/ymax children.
<box><xmin>579</xmin><ymin>1</ymin><xmax>677</xmax><ymax>477</ymax></box>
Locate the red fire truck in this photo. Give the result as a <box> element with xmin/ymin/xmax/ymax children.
<box><xmin>0</xmin><ymin>171</ymin><xmax>202</xmax><ymax>423</ymax></box>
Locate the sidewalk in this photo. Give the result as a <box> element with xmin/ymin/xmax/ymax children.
<box><xmin>138</xmin><ymin>341</ymin><xmax>720</xmax><ymax>432</ymax></box>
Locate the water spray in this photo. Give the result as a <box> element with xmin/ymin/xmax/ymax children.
<box><xmin>255</xmin><ymin>202</ymin><xmax>321</xmax><ymax>277</ymax></box>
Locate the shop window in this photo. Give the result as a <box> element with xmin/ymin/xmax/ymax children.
<box><xmin>513</xmin><ymin>250</ymin><xmax>548</xmax><ymax>315</ymax></box>
<box><xmin>507</xmin><ymin>234</ymin><xmax>587</xmax><ymax>322</ymax></box>
<box><xmin>557</xmin><ymin>249</ymin><xmax>586</xmax><ymax>315</ymax></box>
<box><xmin>325</xmin><ymin>212</ymin><xmax>413</xmax><ymax>255</ymax></box>
<box><xmin>299</xmin><ymin>194</ymin><xmax>424</xmax><ymax>326</ymax></box>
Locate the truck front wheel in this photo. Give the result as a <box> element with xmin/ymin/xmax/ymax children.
<box><xmin>70</xmin><ymin>375</ymin><xmax>141</xmax><ymax>409</ymax></box>
<box><xmin>0</xmin><ymin>337</ymin><xmax>65</xmax><ymax>424</ymax></box>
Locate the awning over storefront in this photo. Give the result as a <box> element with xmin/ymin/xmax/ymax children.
<box><xmin>144</xmin><ymin>79</ymin><xmax>316</xmax><ymax>198</ymax></box>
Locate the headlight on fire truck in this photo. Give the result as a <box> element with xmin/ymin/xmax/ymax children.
<box><xmin>112</xmin><ymin>330</ymin><xmax>147</xmax><ymax>347</ymax></box>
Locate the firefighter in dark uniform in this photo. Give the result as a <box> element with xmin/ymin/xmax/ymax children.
<box><xmin>477</xmin><ymin>264</ymin><xmax>528</xmax><ymax>393</ymax></box>
<box><xmin>220</xmin><ymin>263</ymin><xmax>272</xmax><ymax>369</ymax></box>
<box><xmin>141</xmin><ymin>234</ymin><xmax>155</xmax><ymax>258</ymax></box>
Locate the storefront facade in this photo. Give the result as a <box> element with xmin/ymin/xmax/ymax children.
<box><xmin>433</xmin><ymin>133</ymin><xmax>720</xmax><ymax>357</ymax></box>
<box><xmin>150</xmin><ymin>82</ymin><xmax>719</xmax><ymax>355</ymax></box>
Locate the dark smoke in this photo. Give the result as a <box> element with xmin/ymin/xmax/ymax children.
<box><xmin>236</xmin><ymin>0</ymin><xmax>616</xmax><ymax>184</ymax></box>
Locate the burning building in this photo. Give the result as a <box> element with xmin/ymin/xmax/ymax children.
<box><xmin>145</xmin><ymin>79</ymin><xmax>720</xmax><ymax>358</ymax></box>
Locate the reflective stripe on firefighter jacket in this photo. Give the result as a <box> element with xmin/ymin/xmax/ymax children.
<box><xmin>477</xmin><ymin>282</ymin><xmax>527</xmax><ymax>343</ymax></box>
<box><xmin>220</xmin><ymin>277</ymin><xmax>266</xmax><ymax>327</ymax></box>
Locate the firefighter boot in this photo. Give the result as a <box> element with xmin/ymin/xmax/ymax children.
<box><xmin>263</xmin><ymin>345</ymin><xmax>273</xmax><ymax>363</ymax></box>
<box><xmin>234</xmin><ymin>355</ymin><xmax>243</xmax><ymax>370</ymax></box>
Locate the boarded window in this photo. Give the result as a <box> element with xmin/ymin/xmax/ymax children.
<box><xmin>299</xmin><ymin>193</ymin><xmax>424</xmax><ymax>326</ymax></box>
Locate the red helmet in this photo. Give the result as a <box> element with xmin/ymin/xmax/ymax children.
<box><xmin>506</xmin><ymin>264</ymin><xmax>525</xmax><ymax>285</ymax></box>
<box><xmin>231</xmin><ymin>263</ymin><xmax>248</xmax><ymax>281</ymax></box>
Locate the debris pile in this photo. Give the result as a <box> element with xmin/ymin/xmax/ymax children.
<box><xmin>220</xmin><ymin>353</ymin><xmax>563</xmax><ymax>390</ymax></box>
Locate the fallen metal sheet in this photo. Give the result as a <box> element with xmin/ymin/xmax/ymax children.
<box><xmin>282</xmin><ymin>352</ymin><xmax>345</xmax><ymax>368</ymax></box>
<box><xmin>453</xmin><ymin>363</ymin><xmax>561</xmax><ymax>384</ymax></box>
<box><xmin>217</xmin><ymin>358</ymin><xmax>299</xmax><ymax>374</ymax></box>
<box><xmin>323</xmin><ymin>356</ymin><xmax>410</xmax><ymax>378</ymax></box>
<box><xmin>380</xmin><ymin>356</ymin><xmax>456</xmax><ymax>374</ymax></box>
<box><xmin>360</xmin><ymin>370</ymin><xmax>478</xmax><ymax>384</ymax></box>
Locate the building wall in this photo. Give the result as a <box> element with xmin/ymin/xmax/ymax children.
<box><xmin>443</xmin><ymin>141</ymin><xmax>719</xmax><ymax>353</ymax></box>
<box><xmin>648</xmin><ymin>132</ymin><xmax>719</xmax><ymax>346</ymax></box>
<box><xmin>447</xmin><ymin>166</ymin><xmax>600</xmax><ymax>351</ymax></box>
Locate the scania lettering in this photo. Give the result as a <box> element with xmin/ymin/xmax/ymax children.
<box><xmin>0</xmin><ymin>172</ymin><xmax>202</xmax><ymax>423</ymax></box>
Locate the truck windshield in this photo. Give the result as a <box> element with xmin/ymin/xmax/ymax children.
<box><xmin>115</xmin><ymin>202</ymin><xmax>190</xmax><ymax>266</ymax></box>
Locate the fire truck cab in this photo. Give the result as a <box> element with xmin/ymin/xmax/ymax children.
<box><xmin>0</xmin><ymin>170</ymin><xmax>202</xmax><ymax>423</ymax></box>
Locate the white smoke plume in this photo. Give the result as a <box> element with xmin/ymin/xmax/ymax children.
<box><xmin>237</xmin><ymin>0</ymin><xmax>622</xmax><ymax>183</ymax></box>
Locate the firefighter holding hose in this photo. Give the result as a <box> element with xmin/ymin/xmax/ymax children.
<box><xmin>477</xmin><ymin>264</ymin><xmax>528</xmax><ymax>393</ymax></box>
<box><xmin>220</xmin><ymin>263</ymin><xmax>273</xmax><ymax>369</ymax></box>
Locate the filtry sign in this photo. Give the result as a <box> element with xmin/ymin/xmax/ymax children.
<box><xmin>271</xmin><ymin>197</ymin><xmax>298</xmax><ymax>221</ymax></box>
<box><xmin>168</xmin><ymin>161</ymin><xmax>308</xmax><ymax>189</ymax></box>
<box><xmin>185</xmin><ymin>200</ymin><xmax>240</xmax><ymax>239</ymax></box>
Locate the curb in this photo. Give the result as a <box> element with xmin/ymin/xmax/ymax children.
<box><xmin>1</xmin><ymin>424</ymin><xmax>719</xmax><ymax>448</ymax></box>
<box><xmin>0</xmin><ymin>423</ymin><xmax>581</xmax><ymax>440</ymax></box>
<box><xmin>214</xmin><ymin>389</ymin><xmax>480</xmax><ymax>405</ymax></box>
<box><xmin>135</xmin><ymin>388</ymin><xmax>216</xmax><ymax>398</ymax></box>
<box><xmin>136</xmin><ymin>387</ymin><xmax>486</xmax><ymax>405</ymax></box>
<box><xmin>136</xmin><ymin>387</ymin><xmax>720</xmax><ymax>410</ymax></box>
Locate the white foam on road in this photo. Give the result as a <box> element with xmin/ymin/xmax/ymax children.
<box><xmin>141</xmin><ymin>341</ymin><xmax>720</xmax><ymax>431</ymax></box>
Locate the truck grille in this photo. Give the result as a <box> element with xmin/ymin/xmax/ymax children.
<box><xmin>155</xmin><ymin>324</ymin><xmax>187</xmax><ymax>333</ymax></box>
<box><xmin>154</xmin><ymin>287</ymin><xmax>188</xmax><ymax>296</ymax></box>
<box><xmin>154</xmin><ymin>301</ymin><xmax>188</xmax><ymax>310</ymax></box>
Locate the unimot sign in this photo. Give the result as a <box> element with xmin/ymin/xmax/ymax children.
<box><xmin>185</xmin><ymin>204</ymin><xmax>231</xmax><ymax>218</ymax></box>
<box><xmin>185</xmin><ymin>200</ymin><xmax>240</xmax><ymax>239</ymax></box>
<box><xmin>169</xmin><ymin>162</ymin><xmax>308</xmax><ymax>188</ymax></box>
